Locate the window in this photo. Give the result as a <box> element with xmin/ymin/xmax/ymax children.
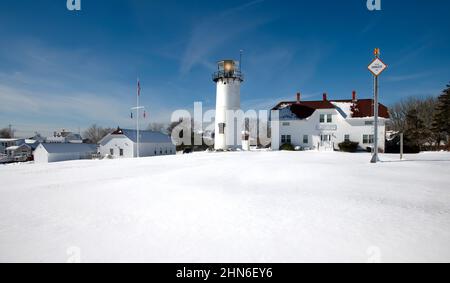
<box><xmin>119</xmin><ymin>149</ymin><xmax>124</xmax><ymax>156</ymax></box>
<box><xmin>110</xmin><ymin>148</ymin><xmax>114</xmax><ymax>155</ymax></box>
<box><xmin>281</xmin><ymin>135</ymin><xmax>291</xmax><ymax>144</ymax></box>
<box><xmin>321</xmin><ymin>135</ymin><xmax>331</xmax><ymax>142</ymax></box>
<box><xmin>344</xmin><ymin>135</ymin><xmax>350</xmax><ymax>142</ymax></box>
<box><xmin>219</xmin><ymin>123</ymin><xmax>226</xmax><ymax>134</ymax></box>
<box><xmin>303</xmin><ymin>135</ymin><xmax>309</xmax><ymax>144</ymax></box>
<box><xmin>320</xmin><ymin>114</ymin><xmax>332</xmax><ymax>123</ymax></box>
<box><xmin>154</xmin><ymin>150</ymin><xmax>157</xmax><ymax>155</ymax></box>
<box><xmin>363</xmin><ymin>135</ymin><xmax>375</xmax><ymax>144</ymax></box>
<box><xmin>365</xmin><ymin>121</ymin><xmax>374</xmax><ymax>126</ymax></box>
<box><xmin>282</xmin><ymin>122</ymin><xmax>290</xmax><ymax>126</ymax></box>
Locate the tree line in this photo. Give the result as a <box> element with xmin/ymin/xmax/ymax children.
<box><xmin>2</xmin><ymin>83</ymin><xmax>449</xmax><ymax>154</ymax></box>
<box><xmin>387</xmin><ymin>83</ymin><xmax>450</xmax><ymax>152</ymax></box>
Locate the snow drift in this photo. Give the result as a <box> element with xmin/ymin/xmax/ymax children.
<box><xmin>0</xmin><ymin>151</ymin><xmax>449</xmax><ymax>263</ymax></box>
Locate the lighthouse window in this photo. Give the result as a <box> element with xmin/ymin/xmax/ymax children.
<box><xmin>219</xmin><ymin>123</ymin><xmax>226</xmax><ymax>134</ymax></box>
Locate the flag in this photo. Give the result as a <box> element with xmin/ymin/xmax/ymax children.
<box><xmin>143</xmin><ymin>111</ymin><xmax>147</xmax><ymax>119</ymax></box>
<box><xmin>131</xmin><ymin>112</ymin><xmax>133</xmax><ymax>119</ymax></box>
<box><xmin>137</xmin><ymin>79</ymin><xmax>141</xmax><ymax>97</ymax></box>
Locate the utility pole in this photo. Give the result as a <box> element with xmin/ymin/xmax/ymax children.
<box><xmin>8</xmin><ymin>124</ymin><xmax>13</xmax><ymax>138</ymax></box>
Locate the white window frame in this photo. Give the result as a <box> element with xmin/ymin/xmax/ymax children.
<box><xmin>303</xmin><ymin>135</ymin><xmax>309</xmax><ymax>144</ymax></box>
<box><xmin>320</xmin><ymin>114</ymin><xmax>325</xmax><ymax>123</ymax></box>
<box><xmin>363</xmin><ymin>134</ymin><xmax>375</xmax><ymax>144</ymax></box>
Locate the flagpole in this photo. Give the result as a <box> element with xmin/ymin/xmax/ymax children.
<box><xmin>137</xmin><ymin>78</ymin><xmax>140</xmax><ymax>158</ymax></box>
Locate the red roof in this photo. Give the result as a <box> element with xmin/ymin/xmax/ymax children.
<box><xmin>272</xmin><ymin>99</ymin><xmax>389</xmax><ymax>119</ymax></box>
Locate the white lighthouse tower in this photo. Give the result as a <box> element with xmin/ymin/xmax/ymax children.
<box><xmin>213</xmin><ymin>59</ymin><xmax>244</xmax><ymax>151</ymax></box>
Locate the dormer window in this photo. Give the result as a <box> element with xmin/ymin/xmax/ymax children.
<box><xmin>320</xmin><ymin>114</ymin><xmax>332</xmax><ymax>123</ymax></box>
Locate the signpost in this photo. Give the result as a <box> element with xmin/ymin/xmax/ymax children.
<box><xmin>400</xmin><ymin>133</ymin><xmax>404</xmax><ymax>160</ymax></box>
<box><xmin>368</xmin><ymin>48</ymin><xmax>387</xmax><ymax>164</ymax></box>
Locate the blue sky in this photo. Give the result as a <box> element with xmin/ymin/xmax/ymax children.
<box><xmin>1</xmin><ymin>0</ymin><xmax>450</xmax><ymax>137</ymax></box>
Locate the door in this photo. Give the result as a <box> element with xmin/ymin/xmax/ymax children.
<box><xmin>320</xmin><ymin>134</ymin><xmax>333</xmax><ymax>150</ymax></box>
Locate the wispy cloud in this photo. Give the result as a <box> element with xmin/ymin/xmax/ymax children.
<box><xmin>180</xmin><ymin>0</ymin><xmax>269</xmax><ymax>74</ymax></box>
<box><xmin>385</xmin><ymin>71</ymin><xmax>433</xmax><ymax>83</ymax></box>
<box><xmin>0</xmin><ymin>39</ymin><xmax>173</xmax><ymax>137</ymax></box>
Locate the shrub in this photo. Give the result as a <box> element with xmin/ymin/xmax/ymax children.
<box><xmin>338</xmin><ymin>141</ymin><xmax>359</xmax><ymax>153</ymax></box>
<box><xmin>280</xmin><ymin>143</ymin><xmax>295</xmax><ymax>151</ymax></box>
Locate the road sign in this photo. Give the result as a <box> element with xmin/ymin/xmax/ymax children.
<box><xmin>368</xmin><ymin>58</ymin><xmax>387</xmax><ymax>77</ymax></box>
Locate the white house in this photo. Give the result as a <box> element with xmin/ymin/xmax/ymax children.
<box><xmin>1</xmin><ymin>139</ymin><xmax>22</xmax><ymax>155</ymax></box>
<box><xmin>6</xmin><ymin>144</ymin><xmax>32</xmax><ymax>162</ymax></box>
<box><xmin>271</xmin><ymin>92</ymin><xmax>390</xmax><ymax>152</ymax></box>
<box><xmin>1</xmin><ymin>138</ymin><xmax>40</xmax><ymax>163</ymax></box>
<box><xmin>33</xmin><ymin>143</ymin><xmax>97</xmax><ymax>164</ymax></box>
<box><xmin>46</xmin><ymin>130</ymin><xmax>83</xmax><ymax>144</ymax></box>
<box><xmin>98</xmin><ymin>128</ymin><xmax>176</xmax><ymax>158</ymax></box>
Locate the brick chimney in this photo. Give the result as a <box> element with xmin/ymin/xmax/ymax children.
<box><xmin>323</xmin><ymin>93</ymin><xmax>328</xmax><ymax>101</ymax></box>
<box><xmin>296</xmin><ymin>92</ymin><xmax>301</xmax><ymax>103</ymax></box>
<box><xmin>352</xmin><ymin>90</ymin><xmax>357</xmax><ymax>102</ymax></box>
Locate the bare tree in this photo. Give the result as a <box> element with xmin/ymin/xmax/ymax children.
<box><xmin>147</xmin><ymin>123</ymin><xmax>166</xmax><ymax>133</ymax></box>
<box><xmin>0</xmin><ymin>128</ymin><xmax>12</xmax><ymax>138</ymax></box>
<box><xmin>83</xmin><ymin>125</ymin><xmax>114</xmax><ymax>144</ymax></box>
<box><xmin>388</xmin><ymin>96</ymin><xmax>437</xmax><ymax>132</ymax></box>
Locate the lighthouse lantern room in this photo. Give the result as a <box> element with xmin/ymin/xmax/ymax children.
<box><xmin>213</xmin><ymin>59</ymin><xmax>244</xmax><ymax>151</ymax></box>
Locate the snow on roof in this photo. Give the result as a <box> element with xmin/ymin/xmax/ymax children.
<box><xmin>6</xmin><ymin>144</ymin><xmax>31</xmax><ymax>151</ymax></box>
<box><xmin>39</xmin><ymin>143</ymin><xmax>97</xmax><ymax>154</ymax></box>
<box><xmin>273</xmin><ymin>99</ymin><xmax>390</xmax><ymax>119</ymax></box>
<box><xmin>114</xmin><ymin>129</ymin><xmax>172</xmax><ymax>144</ymax></box>
<box><xmin>331</xmin><ymin>101</ymin><xmax>352</xmax><ymax>118</ymax></box>
<box><xmin>0</xmin><ymin>138</ymin><xmax>20</xmax><ymax>142</ymax></box>
<box><xmin>6</xmin><ymin>146</ymin><xmax>19</xmax><ymax>151</ymax></box>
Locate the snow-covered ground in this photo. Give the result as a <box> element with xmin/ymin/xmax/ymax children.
<box><xmin>1</xmin><ymin>151</ymin><xmax>449</xmax><ymax>263</ymax></box>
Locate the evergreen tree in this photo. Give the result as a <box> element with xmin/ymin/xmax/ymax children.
<box><xmin>432</xmin><ymin>84</ymin><xmax>450</xmax><ymax>148</ymax></box>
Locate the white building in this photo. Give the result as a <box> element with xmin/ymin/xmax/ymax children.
<box><xmin>46</xmin><ymin>130</ymin><xmax>83</xmax><ymax>144</ymax></box>
<box><xmin>33</xmin><ymin>143</ymin><xmax>97</xmax><ymax>164</ymax></box>
<box><xmin>271</xmin><ymin>92</ymin><xmax>390</xmax><ymax>152</ymax></box>
<box><xmin>6</xmin><ymin>144</ymin><xmax>32</xmax><ymax>162</ymax></box>
<box><xmin>1</xmin><ymin>138</ymin><xmax>40</xmax><ymax>163</ymax></box>
<box><xmin>1</xmin><ymin>139</ymin><xmax>23</xmax><ymax>155</ymax></box>
<box><xmin>213</xmin><ymin>59</ymin><xmax>244</xmax><ymax>150</ymax></box>
<box><xmin>98</xmin><ymin>128</ymin><xmax>176</xmax><ymax>158</ymax></box>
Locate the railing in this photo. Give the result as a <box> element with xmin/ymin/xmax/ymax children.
<box><xmin>212</xmin><ymin>70</ymin><xmax>244</xmax><ymax>82</ymax></box>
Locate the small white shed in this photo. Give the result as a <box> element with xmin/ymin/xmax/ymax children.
<box><xmin>33</xmin><ymin>143</ymin><xmax>97</xmax><ymax>164</ymax></box>
<box><xmin>99</xmin><ymin>128</ymin><xmax>176</xmax><ymax>158</ymax></box>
